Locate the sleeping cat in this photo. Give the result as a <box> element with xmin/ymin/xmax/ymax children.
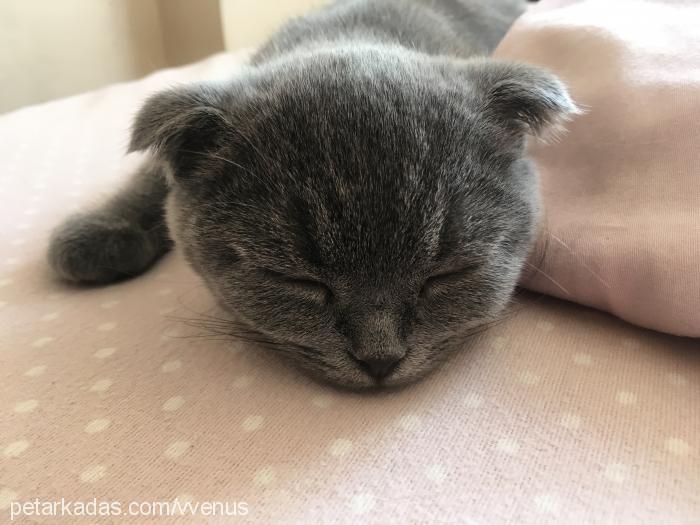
<box><xmin>48</xmin><ymin>0</ymin><xmax>577</xmax><ymax>388</ymax></box>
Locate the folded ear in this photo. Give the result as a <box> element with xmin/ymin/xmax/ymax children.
<box><xmin>459</xmin><ymin>59</ymin><xmax>580</xmax><ymax>139</ymax></box>
<box><xmin>129</xmin><ymin>85</ymin><xmax>233</xmax><ymax>176</ymax></box>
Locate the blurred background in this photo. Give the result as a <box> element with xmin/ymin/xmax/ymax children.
<box><xmin>0</xmin><ymin>0</ymin><xmax>327</xmax><ymax>114</ymax></box>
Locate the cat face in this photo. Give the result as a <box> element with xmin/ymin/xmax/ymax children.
<box><xmin>131</xmin><ymin>48</ymin><xmax>577</xmax><ymax>388</ymax></box>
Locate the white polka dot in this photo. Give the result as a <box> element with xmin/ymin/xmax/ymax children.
<box><xmin>97</xmin><ymin>322</ymin><xmax>117</xmax><ymax>331</ymax></box>
<box><xmin>233</xmin><ymin>375</ymin><xmax>253</xmax><ymax>389</ymax></box>
<box><xmin>157</xmin><ymin>288</ymin><xmax>173</xmax><ymax>296</ymax></box>
<box><xmin>667</xmin><ymin>373</ymin><xmax>688</xmax><ymax>387</ymax></box>
<box><xmin>24</xmin><ymin>365</ymin><xmax>46</xmax><ymax>377</ymax></box>
<box><xmin>0</xmin><ymin>277</ymin><xmax>14</xmax><ymax>288</ymax></box>
<box><xmin>329</xmin><ymin>438</ymin><xmax>353</xmax><ymax>457</ymax></box>
<box><xmin>496</xmin><ymin>438</ymin><xmax>520</xmax><ymax>455</ymax></box>
<box><xmin>397</xmin><ymin>414</ymin><xmax>422</xmax><ymax>431</ymax></box>
<box><xmin>490</xmin><ymin>336</ymin><xmax>507</xmax><ymax>350</ymax></box>
<box><xmin>40</xmin><ymin>312</ymin><xmax>60</xmax><ymax>322</ymax></box>
<box><xmin>79</xmin><ymin>464</ymin><xmax>106</xmax><ymax>483</ymax></box>
<box><xmin>89</xmin><ymin>379</ymin><xmax>113</xmax><ymax>392</ymax></box>
<box><xmin>463</xmin><ymin>392</ymin><xmax>484</xmax><ymax>409</ymax></box>
<box><xmin>604</xmin><ymin>463</ymin><xmax>627</xmax><ymax>483</ymax></box>
<box><xmin>31</xmin><ymin>336</ymin><xmax>54</xmax><ymax>348</ymax></box>
<box><xmin>164</xmin><ymin>440</ymin><xmax>191</xmax><ymax>459</ymax></box>
<box><xmin>350</xmin><ymin>493</ymin><xmax>375</xmax><ymax>515</ymax></box>
<box><xmin>3</xmin><ymin>257</ymin><xmax>19</xmax><ymax>266</ymax></box>
<box><xmin>14</xmin><ymin>399</ymin><xmax>38</xmax><ymax>413</ymax></box>
<box><xmin>665</xmin><ymin>437</ymin><xmax>690</xmax><ymax>457</ymax></box>
<box><xmin>163</xmin><ymin>396</ymin><xmax>185</xmax><ymax>412</ymax></box>
<box><xmin>534</xmin><ymin>493</ymin><xmax>560</xmax><ymax>515</ymax></box>
<box><xmin>536</xmin><ymin>320</ymin><xmax>554</xmax><ymax>332</ymax></box>
<box><xmin>425</xmin><ymin>464</ymin><xmax>446</xmax><ymax>484</ymax></box>
<box><xmin>10</xmin><ymin>239</ymin><xmax>26</xmax><ymax>246</ymax></box>
<box><xmin>573</xmin><ymin>353</ymin><xmax>593</xmax><ymax>366</ymax></box>
<box><xmin>100</xmin><ymin>300</ymin><xmax>119</xmax><ymax>309</ymax></box>
<box><xmin>94</xmin><ymin>347</ymin><xmax>116</xmax><ymax>359</ymax></box>
<box><xmin>311</xmin><ymin>394</ymin><xmax>333</xmax><ymax>408</ymax></box>
<box><xmin>253</xmin><ymin>466</ymin><xmax>276</xmax><ymax>487</ymax></box>
<box><xmin>616</xmin><ymin>391</ymin><xmax>637</xmax><ymax>406</ymax></box>
<box><xmin>518</xmin><ymin>371</ymin><xmax>541</xmax><ymax>386</ymax></box>
<box><xmin>3</xmin><ymin>440</ymin><xmax>30</xmax><ymax>458</ymax></box>
<box><xmin>161</xmin><ymin>360</ymin><xmax>182</xmax><ymax>373</ymax></box>
<box><xmin>560</xmin><ymin>412</ymin><xmax>582</xmax><ymax>430</ymax></box>
<box><xmin>0</xmin><ymin>488</ymin><xmax>18</xmax><ymax>510</ymax></box>
<box><xmin>84</xmin><ymin>418</ymin><xmax>111</xmax><ymax>434</ymax></box>
<box><xmin>23</xmin><ymin>208</ymin><xmax>38</xmax><ymax>216</ymax></box>
<box><xmin>241</xmin><ymin>415</ymin><xmax>264</xmax><ymax>432</ymax></box>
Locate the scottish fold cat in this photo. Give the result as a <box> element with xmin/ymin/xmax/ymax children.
<box><xmin>49</xmin><ymin>0</ymin><xmax>577</xmax><ymax>388</ymax></box>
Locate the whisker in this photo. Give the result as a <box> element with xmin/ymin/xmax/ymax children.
<box><xmin>523</xmin><ymin>260</ymin><xmax>571</xmax><ymax>296</ymax></box>
<box><xmin>547</xmin><ymin>231</ymin><xmax>611</xmax><ymax>289</ymax></box>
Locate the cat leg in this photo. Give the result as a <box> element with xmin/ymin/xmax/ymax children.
<box><xmin>48</xmin><ymin>157</ymin><xmax>173</xmax><ymax>283</ymax></box>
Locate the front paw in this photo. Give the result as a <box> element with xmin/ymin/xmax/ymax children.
<box><xmin>48</xmin><ymin>213</ymin><xmax>162</xmax><ymax>283</ymax></box>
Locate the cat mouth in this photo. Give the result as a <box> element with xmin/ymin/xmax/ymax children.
<box><xmin>224</xmin><ymin>320</ymin><xmax>417</xmax><ymax>389</ymax></box>
<box><xmin>349</xmin><ymin>354</ymin><xmax>402</xmax><ymax>383</ymax></box>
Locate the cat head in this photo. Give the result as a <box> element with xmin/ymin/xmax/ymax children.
<box><xmin>130</xmin><ymin>48</ymin><xmax>578</xmax><ymax>388</ymax></box>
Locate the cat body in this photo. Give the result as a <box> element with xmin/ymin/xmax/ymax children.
<box><xmin>49</xmin><ymin>0</ymin><xmax>577</xmax><ymax>388</ymax></box>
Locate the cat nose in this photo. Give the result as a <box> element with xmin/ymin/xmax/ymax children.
<box><xmin>358</xmin><ymin>357</ymin><xmax>400</xmax><ymax>379</ymax></box>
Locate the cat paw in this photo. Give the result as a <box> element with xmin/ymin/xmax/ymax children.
<box><xmin>48</xmin><ymin>213</ymin><xmax>163</xmax><ymax>283</ymax></box>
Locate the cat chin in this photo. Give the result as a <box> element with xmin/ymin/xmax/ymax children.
<box><xmin>324</xmin><ymin>366</ymin><xmax>441</xmax><ymax>391</ymax></box>
<box><xmin>305</xmin><ymin>350</ymin><xmax>449</xmax><ymax>391</ymax></box>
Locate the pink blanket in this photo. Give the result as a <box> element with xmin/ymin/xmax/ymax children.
<box><xmin>496</xmin><ymin>0</ymin><xmax>700</xmax><ymax>337</ymax></box>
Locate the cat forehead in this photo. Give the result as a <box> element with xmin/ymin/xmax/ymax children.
<box><xmin>245</xmin><ymin>55</ymin><xmax>473</xmax><ymax>133</ymax></box>
<box><xmin>221</xmin><ymin>173</ymin><xmax>482</xmax><ymax>279</ymax></box>
<box><xmin>201</xmin><ymin>135</ymin><xmax>515</xmax><ymax>276</ymax></box>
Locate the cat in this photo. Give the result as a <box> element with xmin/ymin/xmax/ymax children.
<box><xmin>48</xmin><ymin>0</ymin><xmax>578</xmax><ymax>389</ymax></box>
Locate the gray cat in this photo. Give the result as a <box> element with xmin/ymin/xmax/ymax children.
<box><xmin>48</xmin><ymin>0</ymin><xmax>577</xmax><ymax>388</ymax></box>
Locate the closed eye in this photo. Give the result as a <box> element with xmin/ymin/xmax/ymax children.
<box><xmin>261</xmin><ymin>269</ymin><xmax>333</xmax><ymax>303</ymax></box>
<box><xmin>420</xmin><ymin>264</ymin><xmax>481</xmax><ymax>298</ymax></box>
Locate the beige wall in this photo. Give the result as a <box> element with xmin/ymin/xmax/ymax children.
<box><xmin>0</xmin><ymin>0</ymin><xmax>224</xmax><ymax>114</ymax></box>
<box><xmin>220</xmin><ymin>0</ymin><xmax>327</xmax><ymax>51</ymax></box>
<box><xmin>0</xmin><ymin>0</ymin><xmax>328</xmax><ymax>114</ymax></box>
<box><xmin>159</xmin><ymin>0</ymin><xmax>224</xmax><ymax>67</ymax></box>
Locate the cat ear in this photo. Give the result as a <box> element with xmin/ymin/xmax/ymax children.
<box><xmin>128</xmin><ymin>85</ymin><xmax>233</xmax><ymax>175</ymax></box>
<box><xmin>458</xmin><ymin>59</ymin><xmax>580</xmax><ymax>139</ymax></box>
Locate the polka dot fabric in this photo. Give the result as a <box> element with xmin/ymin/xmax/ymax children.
<box><xmin>0</xmin><ymin>55</ymin><xmax>698</xmax><ymax>525</ymax></box>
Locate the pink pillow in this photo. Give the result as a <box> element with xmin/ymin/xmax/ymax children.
<box><xmin>495</xmin><ymin>0</ymin><xmax>700</xmax><ymax>337</ymax></box>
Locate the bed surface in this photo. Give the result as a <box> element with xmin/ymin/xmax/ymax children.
<box><xmin>0</xmin><ymin>51</ymin><xmax>698</xmax><ymax>524</ymax></box>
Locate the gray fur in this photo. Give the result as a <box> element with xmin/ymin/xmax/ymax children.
<box><xmin>48</xmin><ymin>0</ymin><xmax>577</xmax><ymax>388</ymax></box>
